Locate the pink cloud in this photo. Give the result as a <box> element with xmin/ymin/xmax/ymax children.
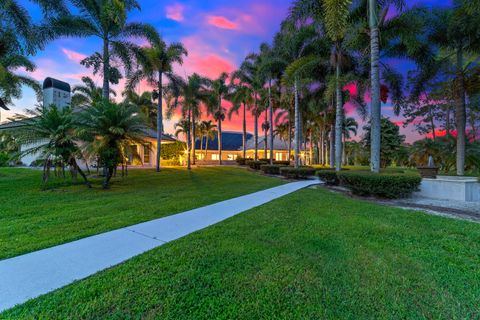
<box><xmin>207</xmin><ymin>16</ymin><xmax>239</xmax><ymax>30</ymax></box>
<box><xmin>62</xmin><ymin>48</ymin><xmax>87</xmax><ymax>62</ymax></box>
<box><xmin>166</xmin><ymin>3</ymin><xmax>185</xmax><ymax>22</ymax></box>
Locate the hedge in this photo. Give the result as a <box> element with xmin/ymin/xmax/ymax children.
<box><xmin>247</xmin><ymin>160</ymin><xmax>268</xmax><ymax>170</ymax></box>
<box><xmin>338</xmin><ymin>171</ymin><xmax>421</xmax><ymax>199</ymax></box>
<box><xmin>317</xmin><ymin>170</ymin><xmax>339</xmax><ymax>185</ymax></box>
<box><xmin>260</xmin><ymin>164</ymin><xmax>284</xmax><ymax>175</ymax></box>
<box><xmin>280</xmin><ymin>167</ymin><xmax>316</xmax><ymax>179</ymax></box>
<box><xmin>273</xmin><ymin>161</ymin><xmax>291</xmax><ymax>166</ymax></box>
<box><xmin>236</xmin><ymin>157</ymin><xmax>253</xmax><ymax>166</ymax></box>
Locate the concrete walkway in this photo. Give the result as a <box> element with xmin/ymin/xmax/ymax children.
<box><xmin>0</xmin><ymin>180</ymin><xmax>319</xmax><ymax>312</ymax></box>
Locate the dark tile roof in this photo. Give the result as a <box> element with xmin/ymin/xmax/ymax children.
<box><xmin>43</xmin><ymin>77</ymin><xmax>71</xmax><ymax>92</ymax></box>
<box><xmin>195</xmin><ymin>131</ymin><xmax>253</xmax><ymax>151</ymax></box>
<box><xmin>142</xmin><ymin>128</ymin><xmax>177</xmax><ymax>142</ymax></box>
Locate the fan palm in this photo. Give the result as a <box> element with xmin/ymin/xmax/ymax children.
<box><xmin>11</xmin><ymin>105</ymin><xmax>91</xmax><ymax>187</ymax></box>
<box><xmin>127</xmin><ymin>39</ymin><xmax>187</xmax><ymax>171</ymax></box>
<box><xmin>76</xmin><ymin>99</ymin><xmax>148</xmax><ymax>188</ymax></box>
<box><xmin>50</xmin><ymin>0</ymin><xmax>161</xmax><ymax>99</ymax></box>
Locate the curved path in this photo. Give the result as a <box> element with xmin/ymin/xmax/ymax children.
<box><xmin>0</xmin><ymin>179</ymin><xmax>319</xmax><ymax>312</ymax></box>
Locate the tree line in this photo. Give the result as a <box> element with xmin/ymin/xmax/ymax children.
<box><xmin>1</xmin><ymin>0</ymin><xmax>479</xmax><ymax>185</ymax></box>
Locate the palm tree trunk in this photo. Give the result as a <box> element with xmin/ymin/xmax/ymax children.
<box><xmin>268</xmin><ymin>79</ymin><xmax>274</xmax><ymax>164</ymax></box>
<box><xmin>446</xmin><ymin>105</ymin><xmax>451</xmax><ymax>137</ymax></box>
<box><xmin>205</xmin><ymin>137</ymin><xmax>209</xmax><ymax>158</ymax></box>
<box><xmin>156</xmin><ymin>72</ymin><xmax>163</xmax><ymax>172</ymax></box>
<box><xmin>254</xmin><ymin>95</ymin><xmax>259</xmax><ymax>161</ymax></box>
<box><xmin>330</xmin><ymin>125</ymin><xmax>335</xmax><ymax>168</ymax></box>
<box><xmin>243</xmin><ymin>103</ymin><xmax>247</xmax><ymax>159</ymax></box>
<box><xmin>218</xmin><ymin>95</ymin><xmax>223</xmax><ymax>165</ymax></box>
<box><xmin>334</xmin><ymin>63</ymin><xmax>343</xmax><ymax>172</ymax></box>
<box><xmin>187</xmin><ymin>110</ymin><xmax>192</xmax><ymax>170</ymax></box>
<box><xmin>102</xmin><ymin>38</ymin><xmax>110</xmax><ymax>99</ymax></box>
<box><xmin>288</xmin><ymin>119</ymin><xmax>292</xmax><ymax>164</ymax></box>
<box><xmin>456</xmin><ymin>46</ymin><xmax>466</xmax><ymax>176</ymax></box>
<box><xmin>192</xmin><ymin>117</ymin><xmax>196</xmax><ymax>165</ymax></box>
<box><xmin>264</xmin><ymin>109</ymin><xmax>268</xmax><ymax>159</ymax></box>
<box><xmin>309</xmin><ymin>131</ymin><xmax>313</xmax><ymax>166</ymax></box>
<box><xmin>294</xmin><ymin>78</ymin><xmax>301</xmax><ymax>168</ymax></box>
<box><xmin>369</xmin><ymin>0</ymin><xmax>381</xmax><ymax>174</ymax></box>
<box><xmin>342</xmin><ymin>134</ymin><xmax>346</xmax><ymax>166</ymax></box>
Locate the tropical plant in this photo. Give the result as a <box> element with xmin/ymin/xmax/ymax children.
<box><xmin>127</xmin><ymin>39</ymin><xmax>187</xmax><ymax>171</ymax></box>
<box><xmin>204</xmin><ymin>72</ymin><xmax>231</xmax><ymax>165</ymax></box>
<box><xmin>76</xmin><ymin>99</ymin><xmax>147</xmax><ymax>188</ymax></box>
<box><xmin>72</xmin><ymin>76</ymin><xmax>116</xmax><ymax>108</ymax></box>
<box><xmin>197</xmin><ymin>120</ymin><xmax>217</xmax><ymax>158</ymax></box>
<box><xmin>11</xmin><ymin>105</ymin><xmax>90</xmax><ymax>187</ymax></box>
<box><xmin>342</xmin><ymin>116</ymin><xmax>358</xmax><ymax>165</ymax></box>
<box><xmin>123</xmin><ymin>90</ymin><xmax>156</xmax><ymax>128</ymax></box>
<box><xmin>50</xmin><ymin>0</ymin><xmax>161</xmax><ymax>99</ymax></box>
<box><xmin>228</xmin><ymin>75</ymin><xmax>253</xmax><ymax>159</ymax></box>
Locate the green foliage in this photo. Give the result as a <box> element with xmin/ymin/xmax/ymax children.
<box><xmin>280</xmin><ymin>166</ymin><xmax>316</xmax><ymax>179</ymax></box>
<box><xmin>273</xmin><ymin>160</ymin><xmax>291</xmax><ymax>166</ymax></box>
<box><xmin>338</xmin><ymin>171</ymin><xmax>421</xmax><ymax>198</ymax></box>
<box><xmin>247</xmin><ymin>160</ymin><xmax>268</xmax><ymax>170</ymax></box>
<box><xmin>316</xmin><ymin>170</ymin><xmax>339</xmax><ymax>185</ymax></box>
<box><xmin>0</xmin><ymin>151</ymin><xmax>9</xmax><ymax>167</ymax></box>
<box><xmin>160</xmin><ymin>141</ymin><xmax>186</xmax><ymax>160</ymax></box>
<box><xmin>363</xmin><ymin>118</ymin><xmax>406</xmax><ymax>168</ymax></box>
<box><xmin>236</xmin><ymin>157</ymin><xmax>252</xmax><ymax>166</ymax></box>
<box><xmin>260</xmin><ymin>164</ymin><xmax>284</xmax><ymax>175</ymax></box>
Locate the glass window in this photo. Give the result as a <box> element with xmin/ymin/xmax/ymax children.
<box><xmin>143</xmin><ymin>144</ymin><xmax>151</xmax><ymax>164</ymax></box>
<box><xmin>212</xmin><ymin>154</ymin><xmax>219</xmax><ymax>161</ymax></box>
<box><xmin>227</xmin><ymin>154</ymin><xmax>235</xmax><ymax>160</ymax></box>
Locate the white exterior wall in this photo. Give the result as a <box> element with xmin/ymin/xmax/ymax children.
<box><xmin>43</xmin><ymin>87</ymin><xmax>71</xmax><ymax>109</ymax></box>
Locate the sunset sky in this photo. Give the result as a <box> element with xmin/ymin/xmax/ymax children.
<box><xmin>7</xmin><ymin>0</ymin><xmax>452</xmax><ymax>142</ymax></box>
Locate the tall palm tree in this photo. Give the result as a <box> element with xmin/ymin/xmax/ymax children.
<box><xmin>72</xmin><ymin>76</ymin><xmax>116</xmax><ymax>108</ymax></box>
<box><xmin>50</xmin><ymin>0</ymin><xmax>161</xmax><ymax>99</ymax></box>
<box><xmin>76</xmin><ymin>99</ymin><xmax>147</xmax><ymax>188</ymax></box>
<box><xmin>229</xmin><ymin>77</ymin><xmax>253</xmax><ymax>159</ymax></box>
<box><xmin>168</xmin><ymin>74</ymin><xmax>209</xmax><ymax>170</ymax></box>
<box><xmin>409</xmin><ymin>4</ymin><xmax>480</xmax><ymax>175</ymax></box>
<box><xmin>127</xmin><ymin>40</ymin><xmax>187</xmax><ymax>171</ymax></box>
<box><xmin>276</xmin><ymin>21</ymin><xmax>326</xmax><ymax>168</ymax></box>
<box><xmin>12</xmin><ymin>105</ymin><xmax>90</xmax><ymax>188</ymax></box>
<box><xmin>205</xmin><ymin>73</ymin><xmax>231</xmax><ymax>165</ymax></box>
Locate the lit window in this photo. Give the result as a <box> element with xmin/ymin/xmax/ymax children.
<box><xmin>276</xmin><ymin>153</ymin><xmax>283</xmax><ymax>161</ymax></box>
<box><xmin>212</xmin><ymin>154</ymin><xmax>220</xmax><ymax>161</ymax></box>
<box><xmin>143</xmin><ymin>143</ymin><xmax>151</xmax><ymax>164</ymax></box>
<box><xmin>227</xmin><ymin>154</ymin><xmax>235</xmax><ymax>160</ymax></box>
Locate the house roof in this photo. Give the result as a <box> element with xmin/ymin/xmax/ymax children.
<box><xmin>43</xmin><ymin>77</ymin><xmax>71</xmax><ymax>93</ymax></box>
<box><xmin>195</xmin><ymin>131</ymin><xmax>288</xmax><ymax>151</ymax></box>
<box><xmin>0</xmin><ymin>98</ymin><xmax>9</xmax><ymax>111</ymax></box>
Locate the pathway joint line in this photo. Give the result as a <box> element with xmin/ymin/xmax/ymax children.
<box><xmin>0</xmin><ymin>179</ymin><xmax>319</xmax><ymax>313</ymax></box>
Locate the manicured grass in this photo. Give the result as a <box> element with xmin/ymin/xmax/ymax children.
<box><xmin>0</xmin><ymin>167</ymin><xmax>282</xmax><ymax>260</ymax></box>
<box><xmin>3</xmin><ymin>188</ymin><xmax>479</xmax><ymax>319</ymax></box>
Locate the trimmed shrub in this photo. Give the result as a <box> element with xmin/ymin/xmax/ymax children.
<box><xmin>236</xmin><ymin>157</ymin><xmax>252</xmax><ymax>166</ymax></box>
<box><xmin>260</xmin><ymin>164</ymin><xmax>284</xmax><ymax>175</ymax></box>
<box><xmin>280</xmin><ymin>166</ymin><xmax>316</xmax><ymax>179</ymax></box>
<box><xmin>273</xmin><ymin>160</ymin><xmax>290</xmax><ymax>166</ymax></box>
<box><xmin>338</xmin><ymin>171</ymin><xmax>421</xmax><ymax>199</ymax></box>
<box><xmin>247</xmin><ymin>160</ymin><xmax>268</xmax><ymax>170</ymax></box>
<box><xmin>317</xmin><ymin>170</ymin><xmax>339</xmax><ymax>185</ymax></box>
<box><xmin>0</xmin><ymin>152</ymin><xmax>10</xmax><ymax>167</ymax></box>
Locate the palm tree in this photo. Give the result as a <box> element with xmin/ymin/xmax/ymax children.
<box><xmin>50</xmin><ymin>0</ymin><xmax>161</xmax><ymax>99</ymax></box>
<box><xmin>409</xmin><ymin>4</ymin><xmax>480</xmax><ymax>175</ymax></box>
<box><xmin>197</xmin><ymin>120</ymin><xmax>217</xmax><ymax>158</ymax></box>
<box><xmin>204</xmin><ymin>73</ymin><xmax>231</xmax><ymax>165</ymax></box>
<box><xmin>0</xmin><ymin>39</ymin><xmax>41</xmax><ymax>110</ymax></box>
<box><xmin>168</xmin><ymin>74</ymin><xmax>209</xmax><ymax>170</ymax></box>
<box><xmin>276</xmin><ymin>21</ymin><xmax>326</xmax><ymax>168</ymax></box>
<box><xmin>342</xmin><ymin>117</ymin><xmax>358</xmax><ymax>165</ymax></box>
<box><xmin>122</xmin><ymin>90</ymin><xmax>155</xmax><ymax>128</ymax></box>
<box><xmin>72</xmin><ymin>76</ymin><xmax>116</xmax><ymax>108</ymax></box>
<box><xmin>76</xmin><ymin>99</ymin><xmax>148</xmax><ymax>188</ymax></box>
<box><xmin>174</xmin><ymin>118</ymin><xmax>191</xmax><ymax>165</ymax></box>
<box><xmin>228</xmin><ymin>78</ymin><xmax>253</xmax><ymax>159</ymax></box>
<box><xmin>127</xmin><ymin>40</ymin><xmax>187</xmax><ymax>171</ymax></box>
<box><xmin>12</xmin><ymin>105</ymin><xmax>90</xmax><ymax>188</ymax></box>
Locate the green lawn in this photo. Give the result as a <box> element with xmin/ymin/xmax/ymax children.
<box><xmin>0</xmin><ymin>167</ymin><xmax>283</xmax><ymax>260</ymax></box>
<box><xmin>3</xmin><ymin>187</ymin><xmax>479</xmax><ymax>319</ymax></box>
